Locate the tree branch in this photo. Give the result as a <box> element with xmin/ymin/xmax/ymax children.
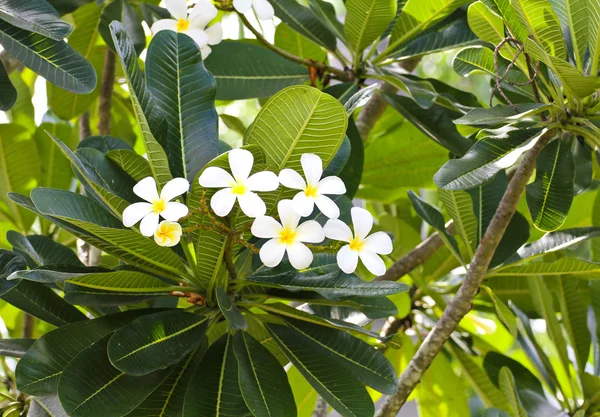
<box><xmin>375</xmin><ymin>129</ymin><xmax>556</xmax><ymax>416</ymax></box>
<box><xmin>98</xmin><ymin>48</ymin><xmax>116</xmax><ymax>136</ymax></box>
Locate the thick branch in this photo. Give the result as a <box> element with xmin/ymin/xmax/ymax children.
<box><xmin>375</xmin><ymin>129</ymin><xmax>556</xmax><ymax>416</ymax></box>
<box><xmin>98</xmin><ymin>48</ymin><xmax>116</xmax><ymax>136</ymax></box>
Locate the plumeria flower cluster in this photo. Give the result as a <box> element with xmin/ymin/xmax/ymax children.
<box><xmin>121</xmin><ymin>149</ymin><xmax>392</xmax><ymax>276</ymax></box>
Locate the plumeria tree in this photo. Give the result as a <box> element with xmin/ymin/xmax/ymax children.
<box><xmin>2</xmin><ymin>0</ymin><xmax>600</xmax><ymax>416</ymax></box>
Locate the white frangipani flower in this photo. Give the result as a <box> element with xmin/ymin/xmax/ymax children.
<box><xmin>154</xmin><ymin>221</ymin><xmax>183</xmax><ymax>247</ymax></box>
<box><xmin>251</xmin><ymin>200</ymin><xmax>325</xmax><ymax>269</ymax></box>
<box><xmin>233</xmin><ymin>0</ymin><xmax>274</xmax><ymax>20</ymax></box>
<box><xmin>324</xmin><ymin>207</ymin><xmax>392</xmax><ymax>276</ymax></box>
<box><xmin>151</xmin><ymin>0</ymin><xmax>222</xmax><ymax>58</ymax></box>
<box><xmin>198</xmin><ymin>148</ymin><xmax>279</xmax><ymax>218</ymax></box>
<box><xmin>123</xmin><ymin>177</ymin><xmax>190</xmax><ymax>237</ymax></box>
<box><xmin>279</xmin><ymin>153</ymin><xmax>346</xmax><ymax>219</ymax></box>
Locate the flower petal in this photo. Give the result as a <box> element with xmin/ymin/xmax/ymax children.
<box><xmin>233</xmin><ymin>0</ymin><xmax>252</xmax><ymax>13</ymax></box>
<box><xmin>200</xmin><ymin>45</ymin><xmax>212</xmax><ymax>59</ymax></box>
<box><xmin>287</xmin><ymin>242</ymin><xmax>313</xmax><ymax>269</ymax></box>
<box><xmin>204</xmin><ymin>22</ymin><xmax>222</xmax><ymax>45</ymax></box>
<box><xmin>295</xmin><ymin>220</ymin><xmax>324</xmax><ymax>243</ymax></box>
<box><xmin>279</xmin><ymin>168</ymin><xmax>306</xmax><ymax>190</ymax></box>
<box><xmin>210</xmin><ymin>188</ymin><xmax>237</xmax><ymax>217</ymax></box>
<box><xmin>251</xmin><ymin>216</ymin><xmax>283</xmax><ymax>238</ymax></box>
<box><xmin>278</xmin><ymin>200</ymin><xmax>300</xmax><ymax>230</ymax></box>
<box><xmin>161</xmin><ymin>202</ymin><xmax>189</xmax><ymax>221</ymax></box>
<box><xmin>199</xmin><ymin>166</ymin><xmax>235</xmax><ymax>188</ymax></box>
<box><xmin>359</xmin><ymin>251</ymin><xmax>386</xmax><ymax>276</ymax></box>
<box><xmin>363</xmin><ymin>231</ymin><xmax>393</xmax><ymax>255</ymax></box>
<box><xmin>337</xmin><ymin>245</ymin><xmax>359</xmax><ymax>273</ymax></box>
<box><xmin>323</xmin><ymin>219</ymin><xmax>352</xmax><ymax>242</ymax></box>
<box><xmin>252</xmin><ymin>0</ymin><xmax>275</xmax><ymax>20</ymax></box>
<box><xmin>133</xmin><ymin>177</ymin><xmax>159</xmax><ymax>202</ymax></box>
<box><xmin>189</xmin><ymin>0</ymin><xmax>218</xmax><ymax>28</ymax></box>
<box><xmin>237</xmin><ymin>191</ymin><xmax>267</xmax><ymax>218</ymax></box>
<box><xmin>160</xmin><ymin>177</ymin><xmax>189</xmax><ymax>202</ymax></box>
<box><xmin>314</xmin><ymin>195</ymin><xmax>339</xmax><ymax>219</ymax></box>
<box><xmin>259</xmin><ymin>238</ymin><xmax>286</xmax><ymax>267</ymax></box>
<box><xmin>246</xmin><ymin>171</ymin><xmax>279</xmax><ymax>192</ymax></box>
<box><xmin>186</xmin><ymin>28</ymin><xmax>209</xmax><ymax>47</ymax></box>
<box><xmin>140</xmin><ymin>212</ymin><xmax>160</xmax><ymax>237</ymax></box>
<box><xmin>317</xmin><ymin>176</ymin><xmax>346</xmax><ymax>195</ymax></box>
<box><xmin>292</xmin><ymin>192</ymin><xmax>315</xmax><ymax>217</ymax></box>
<box><xmin>151</xmin><ymin>19</ymin><xmax>178</xmax><ymax>33</ymax></box>
<box><xmin>122</xmin><ymin>202</ymin><xmax>153</xmax><ymax>227</ymax></box>
<box><xmin>229</xmin><ymin>148</ymin><xmax>253</xmax><ymax>182</ymax></box>
<box><xmin>351</xmin><ymin>206</ymin><xmax>373</xmax><ymax>240</ymax></box>
<box><xmin>301</xmin><ymin>153</ymin><xmax>323</xmax><ymax>186</ymax></box>
<box><xmin>154</xmin><ymin>221</ymin><xmax>182</xmax><ymax>247</ymax></box>
<box><xmin>164</xmin><ymin>0</ymin><xmax>188</xmax><ymax>19</ymax></box>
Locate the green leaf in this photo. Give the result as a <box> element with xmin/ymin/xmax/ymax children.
<box><xmin>344</xmin><ymin>84</ymin><xmax>378</xmax><ymax>115</ymax></box>
<box><xmin>439</xmin><ymin>189</ymin><xmax>478</xmax><ymax>258</ymax></box>
<box><xmin>99</xmin><ymin>0</ymin><xmax>145</xmax><ymax>55</ymax></box>
<box><xmin>513</xmin><ymin>0</ymin><xmax>566</xmax><ymax>59</ymax></box>
<box><xmin>108</xmin><ymin>310</ymin><xmax>209</xmax><ymax>375</ymax></box>
<box><xmin>499</xmin><ymin>368</ymin><xmax>528</xmax><ymax>417</ymax></box>
<box><xmin>146</xmin><ymin>31</ymin><xmax>218</xmax><ymax>180</ymax></box>
<box><xmin>467</xmin><ymin>1</ymin><xmax>504</xmax><ymax>45</ymax></box>
<box><xmin>0</xmin><ymin>20</ymin><xmax>95</xmax><ymax>93</ymax></box>
<box><xmin>270</xmin><ymin>0</ymin><xmax>337</xmax><ymax>50</ymax></box>
<box><xmin>216</xmin><ymin>287</ymin><xmax>247</xmax><ymax>331</ymax></box>
<box><xmin>556</xmin><ymin>277</ymin><xmax>590</xmax><ymax>372</ymax></box>
<box><xmin>109</xmin><ymin>20</ymin><xmax>172</xmax><ymax>187</ymax></box>
<box><xmin>483</xmin><ymin>352</ymin><xmax>544</xmax><ymax>396</ymax></box>
<box><xmin>274</xmin><ymin>23</ymin><xmax>327</xmax><ymax>61</ymax></box>
<box><xmin>279</xmin><ymin>316</ymin><xmax>398</xmax><ymax>394</ymax></box>
<box><xmin>0</xmin><ymin>338</ymin><xmax>35</xmax><ymax>358</ymax></box>
<box><xmin>345</xmin><ymin>0</ymin><xmax>397</xmax><ymax>55</ymax></box>
<box><xmin>490</xmin><ymin>256</ymin><xmax>600</xmax><ymax>278</ymax></box>
<box><xmin>338</xmin><ymin>118</ymin><xmax>363</xmax><ymax>199</ymax></box>
<box><xmin>7</xmin><ymin>231</ymin><xmax>82</xmax><ymax>267</ymax></box>
<box><xmin>205</xmin><ymin>41</ymin><xmax>308</xmax><ymax>100</ymax></box>
<box><xmin>0</xmin><ymin>60</ymin><xmax>16</xmax><ymax>110</ymax></box>
<box><xmin>267</xmin><ymin>323</ymin><xmax>374</xmax><ymax>417</ymax></box>
<box><xmin>0</xmin><ymin>0</ymin><xmax>72</xmax><ymax>40</ymax></box>
<box><xmin>107</xmin><ymin>149</ymin><xmax>153</xmax><ymax>181</ymax></box>
<box><xmin>184</xmin><ymin>333</ymin><xmax>249</xmax><ymax>417</ymax></box>
<box><xmin>233</xmin><ymin>331</ymin><xmax>296</xmax><ymax>417</ymax></box>
<box><xmin>588</xmin><ymin>0</ymin><xmax>600</xmax><ymax>74</ymax></box>
<box><xmin>10</xmin><ymin>265</ymin><xmax>105</xmax><ymax>283</ymax></box>
<box><xmin>34</xmin><ymin>121</ymin><xmax>75</xmax><ymax>192</ymax></box>
<box><xmin>58</xmin><ymin>334</ymin><xmax>172</xmax><ymax>417</ymax></box>
<box><xmin>308</xmin><ymin>0</ymin><xmax>346</xmax><ymax>42</ymax></box>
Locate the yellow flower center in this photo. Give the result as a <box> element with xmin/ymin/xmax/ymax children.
<box><xmin>349</xmin><ymin>237</ymin><xmax>364</xmax><ymax>252</ymax></box>
<box><xmin>231</xmin><ymin>181</ymin><xmax>247</xmax><ymax>195</ymax></box>
<box><xmin>152</xmin><ymin>199</ymin><xmax>167</xmax><ymax>214</ymax></box>
<box><xmin>304</xmin><ymin>184</ymin><xmax>318</xmax><ymax>198</ymax></box>
<box><xmin>279</xmin><ymin>227</ymin><xmax>297</xmax><ymax>245</ymax></box>
<box><xmin>175</xmin><ymin>18</ymin><xmax>190</xmax><ymax>32</ymax></box>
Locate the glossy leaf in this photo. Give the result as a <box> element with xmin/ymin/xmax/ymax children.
<box><xmin>216</xmin><ymin>287</ymin><xmax>247</xmax><ymax>331</ymax></box>
<box><xmin>345</xmin><ymin>0</ymin><xmax>396</xmax><ymax>55</ymax></box>
<box><xmin>274</xmin><ymin>23</ymin><xmax>326</xmax><ymax>61</ymax></box>
<box><xmin>0</xmin><ymin>0</ymin><xmax>71</xmax><ymax>40</ymax></box>
<box><xmin>308</xmin><ymin>0</ymin><xmax>346</xmax><ymax>42</ymax></box>
<box><xmin>7</xmin><ymin>231</ymin><xmax>82</xmax><ymax>267</ymax></box>
<box><xmin>99</xmin><ymin>0</ymin><xmax>145</xmax><ymax>55</ymax></box>
<box><xmin>490</xmin><ymin>257</ymin><xmax>600</xmax><ymax>278</ymax></box>
<box><xmin>107</xmin><ymin>149</ymin><xmax>153</xmax><ymax>181</ymax></box>
<box><xmin>513</xmin><ymin>0</ymin><xmax>566</xmax><ymax>59</ymax></box>
<box><xmin>0</xmin><ymin>60</ymin><xmax>16</xmax><ymax>110</ymax></box>
<box><xmin>0</xmin><ymin>338</ymin><xmax>35</xmax><ymax>358</ymax></box>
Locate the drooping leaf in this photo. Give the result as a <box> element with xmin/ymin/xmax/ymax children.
<box><xmin>439</xmin><ymin>189</ymin><xmax>478</xmax><ymax>258</ymax></box>
<box><xmin>489</xmin><ymin>256</ymin><xmax>600</xmax><ymax>279</ymax></box>
<box><xmin>7</xmin><ymin>231</ymin><xmax>82</xmax><ymax>267</ymax></box>
<box><xmin>0</xmin><ymin>60</ymin><xmax>16</xmax><ymax>110</ymax></box>
<box><xmin>499</xmin><ymin>368</ymin><xmax>528</xmax><ymax>417</ymax></box>
<box><xmin>99</xmin><ymin>0</ymin><xmax>145</xmax><ymax>55</ymax></box>
<box><xmin>0</xmin><ymin>0</ymin><xmax>71</xmax><ymax>40</ymax></box>
<box><xmin>216</xmin><ymin>287</ymin><xmax>247</xmax><ymax>331</ymax></box>
<box><xmin>483</xmin><ymin>351</ymin><xmax>544</xmax><ymax>395</ymax></box>
<box><xmin>482</xmin><ymin>288</ymin><xmax>518</xmax><ymax>336</ymax></box>
<box><xmin>556</xmin><ymin>277</ymin><xmax>590</xmax><ymax>372</ymax></box>
<box><xmin>345</xmin><ymin>0</ymin><xmax>397</xmax><ymax>56</ymax></box>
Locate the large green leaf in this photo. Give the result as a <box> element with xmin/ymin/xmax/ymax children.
<box><xmin>109</xmin><ymin>21</ymin><xmax>172</xmax><ymax>187</ymax></box>
<box><xmin>0</xmin><ymin>20</ymin><xmax>95</xmax><ymax>93</ymax></box>
<box><xmin>267</xmin><ymin>323</ymin><xmax>374</xmax><ymax>417</ymax></box>
<box><xmin>275</xmin><ymin>23</ymin><xmax>327</xmax><ymax>61</ymax></box>
<box><xmin>108</xmin><ymin>310</ymin><xmax>209</xmax><ymax>375</ymax></box>
<box><xmin>513</xmin><ymin>0</ymin><xmax>566</xmax><ymax>59</ymax></box>
<box><xmin>589</xmin><ymin>0</ymin><xmax>600</xmax><ymax>74</ymax></box>
<box><xmin>467</xmin><ymin>1</ymin><xmax>504</xmax><ymax>45</ymax></box>
<box><xmin>489</xmin><ymin>256</ymin><xmax>600</xmax><ymax>278</ymax></box>
<box><xmin>345</xmin><ymin>0</ymin><xmax>396</xmax><ymax>56</ymax></box>
<box><xmin>499</xmin><ymin>368</ymin><xmax>528</xmax><ymax>417</ymax></box>
<box><xmin>483</xmin><ymin>351</ymin><xmax>544</xmax><ymax>395</ymax></box>
<box><xmin>58</xmin><ymin>334</ymin><xmax>172</xmax><ymax>417</ymax></box>
<box><xmin>0</xmin><ymin>0</ymin><xmax>71</xmax><ymax>40</ymax></box>
<box><xmin>99</xmin><ymin>0</ymin><xmax>145</xmax><ymax>55</ymax></box>
<box><xmin>233</xmin><ymin>331</ymin><xmax>296</xmax><ymax>417</ymax></box>
<box><xmin>107</xmin><ymin>149</ymin><xmax>153</xmax><ymax>181</ymax></box>
<box><xmin>34</xmin><ymin>121</ymin><xmax>75</xmax><ymax>192</ymax></box>
<box><xmin>7</xmin><ymin>231</ymin><xmax>82</xmax><ymax>267</ymax></box>
<box><xmin>454</xmin><ymin>103</ymin><xmax>549</xmax><ymax>125</ymax></box>
<box><xmin>526</xmin><ymin>138</ymin><xmax>574</xmax><ymax>232</ymax></box>
<box><xmin>204</xmin><ymin>41</ymin><xmax>309</xmax><ymax>100</ymax></box>
<box><xmin>146</xmin><ymin>31</ymin><xmax>218</xmax><ymax>180</ymax></box>
<box><xmin>216</xmin><ymin>287</ymin><xmax>247</xmax><ymax>331</ymax></box>
<box><xmin>439</xmin><ymin>189</ymin><xmax>478</xmax><ymax>258</ymax></box>
<box><xmin>556</xmin><ymin>277</ymin><xmax>590</xmax><ymax>372</ymax></box>
<box><xmin>308</xmin><ymin>0</ymin><xmax>346</xmax><ymax>43</ymax></box>
<box><xmin>0</xmin><ymin>59</ymin><xmax>16</xmax><ymax>110</ymax></box>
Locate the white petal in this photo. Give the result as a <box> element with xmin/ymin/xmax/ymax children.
<box><xmin>237</xmin><ymin>191</ymin><xmax>267</xmax><ymax>218</ymax></box>
<box><xmin>160</xmin><ymin>177</ymin><xmax>189</xmax><ymax>201</ymax></box>
<box><xmin>233</xmin><ymin>0</ymin><xmax>252</xmax><ymax>13</ymax></box>
<box><xmin>287</xmin><ymin>242</ymin><xmax>313</xmax><ymax>269</ymax></box>
<box><xmin>140</xmin><ymin>212</ymin><xmax>160</xmax><ymax>237</ymax></box>
<box><xmin>323</xmin><ymin>219</ymin><xmax>352</xmax><ymax>242</ymax></box>
<box><xmin>122</xmin><ymin>202</ymin><xmax>153</xmax><ymax>227</ymax></box>
<box><xmin>359</xmin><ymin>251</ymin><xmax>386</xmax><ymax>276</ymax></box>
<box><xmin>301</xmin><ymin>153</ymin><xmax>323</xmax><ymax>186</ymax></box>
<box><xmin>337</xmin><ymin>245</ymin><xmax>359</xmax><ymax>273</ymax></box>
<box><xmin>278</xmin><ymin>200</ymin><xmax>300</xmax><ymax>230</ymax></box>
<box><xmin>210</xmin><ymin>188</ymin><xmax>237</xmax><ymax>217</ymax></box>
<box><xmin>151</xmin><ymin>19</ymin><xmax>178</xmax><ymax>33</ymax></box>
<box><xmin>204</xmin><ymin>22</ymin><xmax>222</xmax><ymax>45</ymax></box>
<box><xmin>317</xmin><ymin>176</ymin><xmax>346</xmax><ymax>195</ymax></box>
<box><xmin>251</xmin><ymin>216</ymin><xmax>283</xmax><ymax>238</ymax></box>
<box><xmin>295</xmin><ymin>220</ymin><xmax>324</xmax><ymax>243</ymax></box>
<box><xmin>351</xmin><ymin>207</ymin><xmax>373</xmax><ymax>240</ymax></box>
<box><xmin>199</xmin><ymin>167</ymin><xmax>235</xmax><ymax>188</ymax></box>
<box><xmin>260</xmin><ymin>238</ymin><xmax>286</xmax><ymax>267</ymax></box>
<box><xmin>315</xmin><ymin>195</ymin><xmax>339</xmax><ymax>219</ymax></box>
<box><xmin>189</xmin><ymin>0</ymin><xmax>218</xmax><ymax>28</ymax></box>
<box><xmin>252</xmin><ymin>0</ymin><xmax>274</xmax><ymax>20</ymax></box>
<box><xmin>246</xmin><ymin>171</ymin><xmax>279</xmax><ymax>192</ymax></box>
<box><xmin>279</xmin><ymin>168</ymin><xmax>306</xmax><ymax>190</ymax></box>
<box><xmin>164</xmin><ymin>0</ymin><xmax>188</xmax><ymax>19</ymax></box>
<box><xmin>133</xmin><ymin>177</ymin><xmax>159</xmax><ymax>202</ymax></box>
<box><xmin>161</xmin><ymin>202</ymin><xmax>189</xmax><ymax>221</ymax></box>
<box><xmin>229</xmin><ymin>148</ymin><xmax>253</xmax><ymax>182</ymax></box>
<box><xmin>201</xmin><ymin>45</ymin><xmax>212</xmax><ymax>59</ymax></box>
<box><xmin>363</xmin><ymin>231</ymin><xmax>393</xmax><ymax>255</ymax></box>
<box><xmin>186</xmin><ymin>28</ymin><xmax>209</xmax><ymax>47</ymax></box>
<box><xmin>292</xmin><ymin>192</ymin><xmax>315</xmax><ymax>217</ymax></box>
